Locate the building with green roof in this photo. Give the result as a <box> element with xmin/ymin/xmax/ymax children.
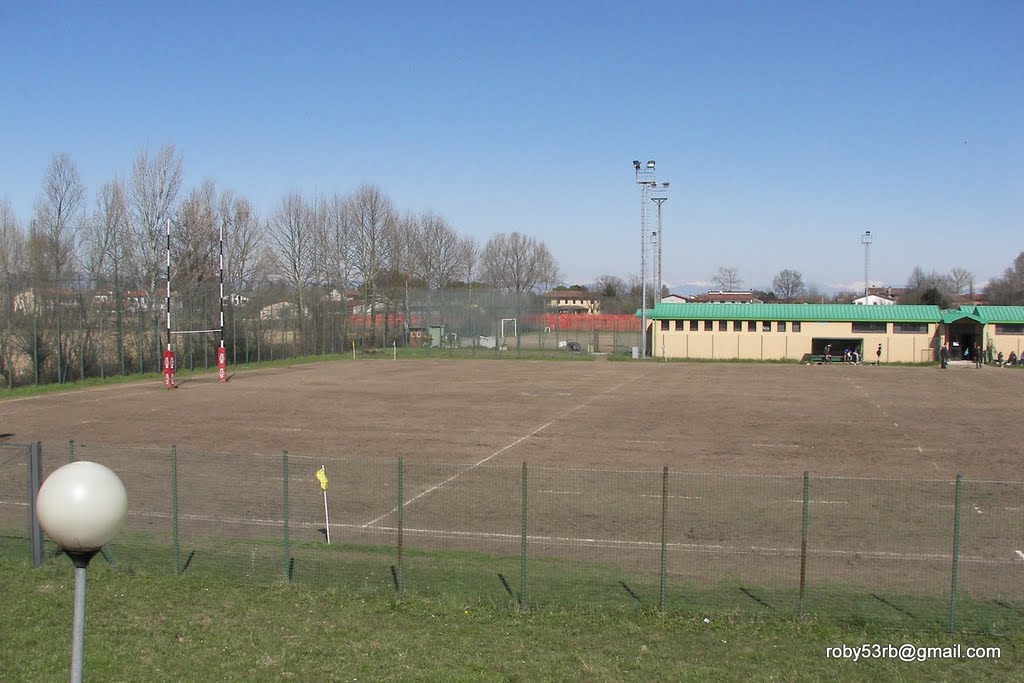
<box><xmin>640</xmin><ymin>303</ymin><xmax>1024</xmax><ymax>363</ymax></box>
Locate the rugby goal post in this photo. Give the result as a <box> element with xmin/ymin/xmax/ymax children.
<box><xmin>163</xmin><ymin>218</ymin><xmax>228</xmax><ymax>389</ymax></box>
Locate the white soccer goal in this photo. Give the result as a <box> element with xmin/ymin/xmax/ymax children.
<box><xmin>500</xmin><ymin>318</ymin><xmax>517</xmax><ymax>341</ymax></box>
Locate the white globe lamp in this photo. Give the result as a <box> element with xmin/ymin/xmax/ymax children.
<box><xmin>36</xmin><ymin>461</ymin><xmax>128</xmax><ymax>683</ymax></box>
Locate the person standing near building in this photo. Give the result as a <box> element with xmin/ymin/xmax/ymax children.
<box><xmin>974</xmin><ymin>343</ymin><xmax>982</xmax><ymax>369</ymax></box>
<box><xmin>875</xmin><ymin>343</ymin><xmax>882</xmax><ymax>366</ymax></box>
<box><xmin>940</xmin><ymin>345</ymin><xmax>949</xmax><ymax>369</ymax></box>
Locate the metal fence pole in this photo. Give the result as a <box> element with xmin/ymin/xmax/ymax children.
<box><xmin>28</xmin><ymin>442</ymin><xmax>43</xmax><ymax>567</ymax></box>
<box><xmin>948</xmin><ymin>474</ymin><xmax>963</xmax><ymax>633</ymax></box>
<box><xmin>397</xmin><ymin>458</ymin><xmax>404</xmax><ymax>596</ymax></box>
<box><xmin>519</xmin><ymin>462</ymin><xmax>528</xmax><ymax>611</ymax></box>
<box><xmin>282</xmin><ymin>450</ymin><xmax>291</xmax><ymax>582</ymax></box>
<box><xmin>798</xmin><ymin>471</ymin><xmax>810</xmax><ymax>619</ymax></box>
<box><xmin>171</xmin><ymin>445</ymin><xmax>180</xmax><ymax>575</ymax></box>
<box><xmin>659</xmin><ymin>466</ymin><xmax>668</xmax><ymax>611</ymax></box>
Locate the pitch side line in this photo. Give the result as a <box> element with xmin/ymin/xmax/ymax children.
<box><xmin>129</xmin><ymin>508</ymin><xmax>1015</xmax><ymax>564</ymax></box>
<box><xmin>359</xmin><ymin>374</ymin><xmax>645</xmax><ymax>529</ymax></box>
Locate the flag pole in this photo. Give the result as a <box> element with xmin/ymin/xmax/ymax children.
<box><xmin>323</xmin><ymin>487</ymin><xmax>331</xmax><ymax>544</ymax></box>
<box><xmin>316</xmin><ymin>464</ymin><xmax>331</xmax><ymax>544</ymax></box>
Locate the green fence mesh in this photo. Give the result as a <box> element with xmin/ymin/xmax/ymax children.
<box><xmin>10</xmin><ymin>441</ymin><xmax>1023</xmax><ymax>633</ymax></box>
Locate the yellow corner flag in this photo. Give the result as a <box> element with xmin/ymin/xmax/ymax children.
<box><xmin>316</xmin><ymin>465</ymin><xmax>329</xmax><ymax>491</ymax></box>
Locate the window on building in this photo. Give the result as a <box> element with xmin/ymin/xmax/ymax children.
<box><xmin>852</xmin><ymin>322</ymin><xmax>888</xmax><ymax>333</ymax></box>
<box><xmin>675</xmin><ymin>320</ymin><xmax>685</xmax><ymax>331</ymax></box>
<box><xmin>894</xmin><ymin>322</ymin><xmax>928</xmax><ymax>334</ymax></box>
<box><xmin>996</xmin><ymin>324</ymin><xmax>1024</xmax><ymax>335</ymax></box>
<box><xmin>792</xmin><ymin>322</ymin><xmax>801</xmax><ymax>332</ymax></box>
<box><xmin>690</xmin><ymin>320</ymin><xmax>699</xmax><ymax>331</ymax></box>
<box><xmin>778</xmin><ymin>321</ymin><xmax>787</xmax><ymax>332</ymax></box>
<box><xmin>747</xmin><ymin>320</ymin><xmax>757</xmax><ymax>332</ymax></box>
<box><xmin>661</xmin><ymin>320</ymin><xmax>669</xmax><ymax>331</ymax></box>
<box><xmin>733</xmin><ymin>320</ymin><xmax>743</xmax><ymax>331</ymax></box>
<box><xmin>704</xmin><ymin>320</ymin><xmax>713</xmax><ymax>331</ymax></box>
<box><xmin>719</xmin><ymin>320</ymin><xmax>728</xmax><ymax>331</ymax></box>
<box><xmin>762</xmin><ymin>321</ymin><xmax>771</xmax><ymax>332</ymax></box>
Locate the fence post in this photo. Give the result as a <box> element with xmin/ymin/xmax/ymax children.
<box><xmin>171</xmin><ymin>445</ymin><xmax>179</xmax><ymax>575</ymax></box>
<box><xmin>659</xmin><ymin>466</ymin><xmax>668</xmax><ymax>611</ymax></box>
<box><xmin>282</xmin><ymin>450</ymin><xmax>291</xmax><ymax>582</ymax></box>
<box><xmin>519</xmin><ymin>462</ymin><xmax>528</xmax><ymax>611</ymax></box>
<box><xmin>948</xmin><ymin>473</ymin><xmax>963</xmax><ymax>633</ymax></box>
<box><xmin>397</xmin><ymin>458</ymin><xmax>404</xmax><ymax>596</ymax></box>
<box><xmin>28</xmin><ymin>442</ymin><xmax>43</xmax><ymax>567</ymax></box>
<box><xmin>798</xmin><ymin>471</ymin><xmax>810</xmax><ymax>619</ymax></box>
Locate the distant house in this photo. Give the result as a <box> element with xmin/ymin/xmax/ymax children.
<box><xmin>542</xmin><ymin>290</ymin><xmax>602</xmax><ymax>315</ymax></box>
<box><xmin>258</xmin><ymin>301</ymin><xmax>308</xmax><ymax>320</ymax></box>
<box><xmin>852</xmin><ymin>294</ymin><xmax>895</xmax><ymax>306</ymax></box>
<box><xmin>688</xmin><ymin>291</ymin><xmax>763</xmax><ymax>304</ymax></box>
<box><xmin>660</xmin><ymin>294</ymin><xmax>689</xmax><ymax>304</ymax></box>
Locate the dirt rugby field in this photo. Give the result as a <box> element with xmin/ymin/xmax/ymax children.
<box><xmin>1</xmin><ymin>358</ymin><xmax>1021</xmax><ymax>480</ymax></box>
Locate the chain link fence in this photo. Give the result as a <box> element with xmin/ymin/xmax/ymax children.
<box><xmin>0</xmin><ymin>277</ymin><xmax>642</xmax><ymax>388</ymax></box>
<box><xmin>5</xmin><ymin>441</ymin><xmax>1021</xmax><ymax>633</ymax></box>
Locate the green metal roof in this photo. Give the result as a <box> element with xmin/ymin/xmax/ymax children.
<box><xmin>643</xmin><ymin>303</ymin><xmax>942</xmax><ymax>322</ymax></box>
<box><xmin>941</xmin><ymin>308</ymin><xmax>982</xmax><ymax>324</ymax></box>
<box><xmin>972</xmin><ymin>306</ymin><xmax>1024</xmax><ymax>323</ymax></box>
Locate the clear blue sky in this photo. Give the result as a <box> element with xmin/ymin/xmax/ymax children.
<box><xmin>2</xmin><ymin>1</ymin><xmax>1021</xmax><ymax>293</ymax></box>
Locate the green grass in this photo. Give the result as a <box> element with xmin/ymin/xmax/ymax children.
<box><xmin>4</xmin><ymin>556</ymin><xmax>1021</xmax><ymax>682</ymax></box>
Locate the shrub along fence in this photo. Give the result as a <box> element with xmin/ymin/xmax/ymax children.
<box><xmin>3</xmin><ymin>441</ymin><xmax>1021</xmax><ymax>634</ymax></box>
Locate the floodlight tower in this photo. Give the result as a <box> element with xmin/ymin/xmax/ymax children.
<box><xmin>651</xmin><ymin>183</ymin><xmax>669</xmax><ymax>302</ymax></box>
<box><xmin>633</xmin><ymin>160</ymin><xmax>658</xmax><ymax>357</ymax></box>
<box><xmin>861</xmin><ymin>230</ymin><xmax>873</xmax><ymax>300</ymax></box>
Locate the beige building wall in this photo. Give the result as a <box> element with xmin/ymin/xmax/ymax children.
<box><xmin>651</xmin><ymin>320</ymin><xmax>938</xmax><ymax>363</ymax></box>
<box><xmin>987</xmin><ymin>326</ymin><xmax>1024</xmax><ymax>358</ymax></box>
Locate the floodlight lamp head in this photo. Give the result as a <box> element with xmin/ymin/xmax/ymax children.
<box><xmin>633</xmin><ymin>160</ymin><xmax>641</xmax><ymax>170</ymax></box>
<box><xmin>662</xmin><ymin>182</ymin><xmax>670</xmax><ymax>188</ymax></box>
<box><xmin>646</xmin><ymin>160</ymin><xmax>656</xmax><ymax>169</ymax></box>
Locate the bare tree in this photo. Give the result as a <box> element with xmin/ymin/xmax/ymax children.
<box><xmin>461</xmin><ymin>236</ymin><xmax>480</xmax><ymax>287</ymax></box>
<box><xmin>480</xmin><ymin>232</ymin><xmax>560</xmax><ymax>295</ymax></box>
<box><xmin>220</xmin><ymin>191</ymin><xmax>264</xmax><ymax>292</ymax></box>
<box><xmin>711</xmin><ymin>266</ymin><xmax>743</xmax><ymax>291</ymax></box>
<box><xmin>348</xmin><ymin>185</ymin><xmax>396</xmax><ymax>343</ymax></box>
<box><xmin>268</xmin><ymin>191</ymin><xmax>314</xmax><ymax>316</ymax></box>
<box><xmin>983</xmin><ymin>252</ymin><xmax>1024</xmax><ymax>305</ymax></box>
<box><xmin>173</xmin><ymin>179</ymin><xmax>220</xmax><ymax>296</ymax></box>
<box><xmin>772</xmin><ymin>269</ymin><xmax>805</xmax><ymax>301</ymax></box>
<box><xmin>948</xmin><ymin>267</ymin><xmax>975</xmax><ymax>296</ymax></box>
<box><xmin>31</xmin><ymin>153</ymin><xmax>85</xmax><ymax>281</ymax></box>
<box><xmin>0</xmin><ymin>197</ymin><xmax>25</xmax><ymax>278</ymax></box>
<box><xmin>413</xmin><ymin>211</ymin><xmax>465</xmax><ymax>289</ymax></box>
<box><xmin>130</xmin><ymin>143</ymin><xmax>183</xmax><ymax>294</ymax></box>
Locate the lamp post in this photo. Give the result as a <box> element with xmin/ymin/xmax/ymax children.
<box><xmin>861</xmin><ymin>231</ymin><xmax>873</xmax><ymax>300</ymax></box>
<box><xmin>36</xmin><ymin>461</ymin><xmax>128</xmax><ymax>683</ymax></box>
<box><xmin>651</xmin><ymin>184</ymin><xmax>669</xmax><ymax>302</ymax></box>
<box><xmin>633</xmin><ymin>160</ymin><xmax>659</xmax><ymax>357</ymax></box>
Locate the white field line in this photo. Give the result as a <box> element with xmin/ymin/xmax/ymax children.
<box><xmin>0</xmin><ymin>382</ymin><xmax>159</xmax><ymax>409</ymax></box>
<box><xmin>752</xmin><ymin>444</ymin><xmax>800</xmax><ymax>449</ymax></box>
<box><xmin>640</xmin><ymin>494</ymin><xmax>703</xmax><ymax>500</ymax></box>
<box><xmin>538</xmin><ymin>490</ymin><xmax>581</xmax><ymax>495</ymax></box>
<box><xmin>359</xmin><ymin>374</ymin><xmax>643</xmax><ymax>528</ymax></box>
<box><xmin>787</xmin><ymin>500</ymin><xmax>849</xmax><ymax>505</ymax></box>
<box><xmin>129</xmin><ymin>509</ymin><xmax>1014</xmax><ymax>565</ymax></box>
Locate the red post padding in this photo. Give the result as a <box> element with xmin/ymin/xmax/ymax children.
<box><xmin>217</xmin><ymin>346</ymin><xmax>227</xmax><ymax>382</ymax></box>
<box><xmin>162</xmin><ymin>350</ymin><xmax>175</xmax><ymax>389</ymax></box>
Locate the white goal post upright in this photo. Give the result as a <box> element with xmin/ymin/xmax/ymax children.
<box><xmin>500</xmin><ymin>318</ymin><xmax>517</xmax><ymax>348</ymax></box>
<box><xmin>162</xmin><ymin>218</ymin><xmax>228</xmax><ymax>390</ymax></box>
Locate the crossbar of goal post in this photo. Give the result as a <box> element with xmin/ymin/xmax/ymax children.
<box><xmin>163</xmin><ymin>218</ymin><xmax>228</xmax><ymax>389</ymax></box>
